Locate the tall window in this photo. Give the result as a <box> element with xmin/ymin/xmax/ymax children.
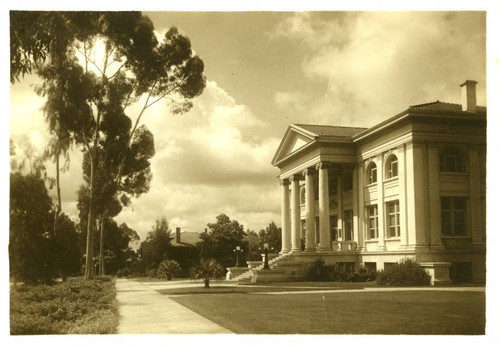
<box><xmin>300</xmin><ymin>186</ymin><xmax>306</xmax><ymax>205</ymax></box>
<box><xmin>367</xmin><ymin>162</ymin><xmax>377</xmax><ymax>184</ymax></box>
<box><xmin>343</xmin><ymin>171</ymin><xmax>353</xmax><ymax>192</ymax></box>
<box><xmin>344</xmin><ymin>210</ymin><xmax>353</xmax><ymax>241</ymax></box>
<box><xmin>386</xmin><ymin>154</ymin><xmax>398</xmax><ymax>179</ymax></box>
<box><xmin>440</xmin><ymin>148</ymin><xmax>465</xmax><ymax>173</ymax></box>
<box><xmin>387</xmin><ymin>201</ymin><xmax>400</xmax><ymax>238</ymax></box>
<box><xmin>441</xmin><ymin>197</ymin><xmax>466</xmax><ymax>236</ymax></box>
<box><xmin>367</xmin><ymin>205</ymin><xmax>378</xmax><ymax>239</ymax></box>
<box><xmin>330</xmin><ymin>215</ymin><xmax>338</xmax><ymax>241</ymax></box>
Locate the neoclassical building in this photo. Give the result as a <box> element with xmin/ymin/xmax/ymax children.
<box><xmin>265</xmin><ymin>80</ymin><xmax>485</xmax><ymax>284</ymax></box>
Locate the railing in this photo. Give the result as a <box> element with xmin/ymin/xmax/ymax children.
<box><xmin>331</xmin><ymin>241</ymin><xmax>357</xmax><ymax>252</ymax></box>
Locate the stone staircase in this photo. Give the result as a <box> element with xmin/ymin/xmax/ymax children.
<box><xmin>230</xmin><ymin>252</ymin><xmax>294</xmax><ymax>283</ymax></box>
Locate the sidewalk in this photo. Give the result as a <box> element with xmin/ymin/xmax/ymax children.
<box><xmin>115</xmin><ymin>278</ymin><xmax>233</xmax><ymax>334</ymax></box>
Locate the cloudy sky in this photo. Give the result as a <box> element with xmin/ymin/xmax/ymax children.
<box><xmin>9</xmin><ymin>11</ymin><xmax>487</xmax><ymax>242</ymax></box>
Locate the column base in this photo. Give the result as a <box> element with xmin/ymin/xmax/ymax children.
<box><xmin>430</xmin><ymin>243</ymin><xmax>446</xmax><ymax>251</ymax></box>
<box><xmin>304</xmin><ymin>247</ymin><xmax>315</xmax><ymax>252</ymax></box>
<box><xmin>315</xmin><ymin>247</ymin><xmax>333</xmax><ymax>253</ymax></box>
<box><xmin>280</xmin><ymin>248</ymin><xmax>291</xmax><ymax>255</ymax></box>
<box><xmin>290</xmin><ymin>248</ymin><xmax>302</xmax><ymax>253</ymax></box>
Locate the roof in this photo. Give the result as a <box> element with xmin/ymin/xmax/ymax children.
<box><xmin>171</xmin><ymin>231</ymin><xmax>201</xmax><ymax>247</ymax></box>
<box><xmin>408</xmin><ymin>101</ymin><xmax>487</xmax><ymax>114</ymax></box>
<box><xmin>293</xmin><ymin>124</ymin><xmax>368</xmax><ymax>138</ymax></box>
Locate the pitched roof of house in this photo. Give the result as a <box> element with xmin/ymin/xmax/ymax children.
<box><xmin>293</xmin><ymin>124</ymin><xmax>368</xmax><ymax>138</ymax></box>
<box><xmin>408</xmin><ymin>101</ymin><xmax>487</xmax><ymax>114</ymax></box>
<box><xmin>171</xmin><ymin>231</ymin><xmax>201</xmax><ymax>247</ymax></box>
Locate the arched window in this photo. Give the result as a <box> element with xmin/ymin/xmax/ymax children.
<box><xmin>366</xmin><ymin>162</ymin><xmax>377</xmax><ymax>185</ymax></box>
<box><xmin>440</xmin><ymin>148</ymin><xmax>465</xmax><ymax>173</ymax></box>
<box><xmin>385</xmin><ymin>154</ymin><xmax>398</xmax><ymax>179</ymax></box>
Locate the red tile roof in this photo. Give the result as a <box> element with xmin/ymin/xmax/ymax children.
<box><xmin>294</xmin><ymin>124</ymin><xmax>368</xmax><ymax>138</ymax></box>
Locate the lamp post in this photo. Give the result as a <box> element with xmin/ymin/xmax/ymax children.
<box><xmin>233</xmin><ymin>246</ymin><xmax>243</xmax><ymax>267</ymax></box>
<box><xmin>262</xmin><ymin>243</ymin><xmax>274</xmax><ymax>269</ymax></box>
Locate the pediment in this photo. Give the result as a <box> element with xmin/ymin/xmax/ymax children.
<box><xmin>271</xmin><ymin>125</ymin><xmax>317</xmax><ymax>166</ymax></box>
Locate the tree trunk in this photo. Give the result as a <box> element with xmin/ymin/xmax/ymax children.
<box><xmin>84</xmin><ymin>150</ymin><xmax>95</xmax><ymax>280</ymax></box>
<box><xmin>204</xmin><ymin>279</ymin><xmax>210</xmax><ymax>288</ymax></box>
<box><xmin>53</xmin><ymin>153</ymin><xmax>62</xmax><ymax>236</ymax></box>
<box><xmin>99</xmin><ymin>215</ymin><xmax>105</xmax><ymax>276</ymax></box>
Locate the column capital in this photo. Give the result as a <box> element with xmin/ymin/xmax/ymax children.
<box><xmin>316</xmin><ymin>162</ymin><xmax>331</xmax><ymax>170</ymax></box>
<box><xmin>289</xmin><ymin>174</ymin><xmax>303</xmax><ymax>182</ymax></box>
<box><xmin>302</xmin><ymin>167</ymin><xmax>316</xmax><ymax>176</ymax></box>
<box><xmin>280</xmin><ymin>179</ymin><xmax>290</xmax><ymax>186</ymax></box>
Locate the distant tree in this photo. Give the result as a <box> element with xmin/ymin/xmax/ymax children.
<box><xmin>190</xmin><ymin>258</ymin><xmax>224</xmax><ymax>288</ymax></box>
<box><xmin>142</xmin><ymin>217</ymin><xmax>173</xmax><ymax>269</ymax></box>
<box><xmin>259</xmin><ymin>221</ymin><xmax>281</xmax><ymax>253</ymax></box>
<box><xmin>53</xmin><ymin>213</ymin><xmax>82</xmax><ymax>280</ymax></box>
<box><xmin>243</xmin><ymin>230</ymin><xmax>262</xmax><ymax>261</ymax></box>
<box><xmin>197</xmin><ymin>214</ymin><xmax>246</xmax><ymax>268</ymax></box>
<box><xmin>9</xmin><ymin>172</ymin><xmax>55</xmax><ymax>283</ymax></box>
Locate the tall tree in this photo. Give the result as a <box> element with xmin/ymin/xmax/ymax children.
<box><xmin>142</xmin><ymin>217</ymin><xmax>173</xmax><ymax>269</ymax></box>
<box><xmin>20</xmin><ymin>12</ymin><xmax>206</xmax><ymax>279</ymax></box>
<box><xmin>197</xmin><ymin>214</ymin><xmax>246</xmax><ymax>268</ymax></box>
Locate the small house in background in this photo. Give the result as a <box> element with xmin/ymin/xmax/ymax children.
<box><xmin>231</xmin><ymin>80</ymin><xmax>486</xmax><ymax>285</ymax></box>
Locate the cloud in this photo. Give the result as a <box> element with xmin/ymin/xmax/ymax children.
<box><xmin>271</xmin><ymin>11</ymin><xmax>486</xmax><ymax>126</ymax></box>
<box><xmin>115</xmin><ymin>80</ymin><xmax>282</xmax><ymax>240</ymax></box>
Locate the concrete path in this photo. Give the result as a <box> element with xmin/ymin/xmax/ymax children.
<box><xmin>115</xmin><ymin>278</ymin><xmax>233</xmax><ymax>334</ymax></box>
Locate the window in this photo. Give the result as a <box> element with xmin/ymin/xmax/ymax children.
<box><xmin>344</xmin><ymin>210</ymin><xmax>353</xmax><ymax>241</ymax></box>
<box><xmin>386</xmin><ymin>154</ymin><xmax>398</xmax><ymax>178</ymax></box>
<box><xmin>387</xmin><ymin>201</ymin><xmax>400</xmax><ymax>238</ymax></box>
<box><xmin>367</xmin><ymin>162</ymin><xmax>377</xmax><ymax>184</ymax></box>
<box><xmin>300</xmin><ymin>186</ymin><xmax>306</xmax><ymax>205</ymax></box>
<box><xmin>441</xmin><ymin>197</ymin><xmax>466</xmax><ymax>236</ymax></box>
<box><xmin>439</xmin><ymin>148</ymin><xmax>465</xmax><ymax>173</ymax></box>
<box><xmin>343</xmin><ymin>171</ymin><xmax>353</xmax><ymax>192</ymax></box>
<box><xmin>367</xmin><ymin>205</ymin><xmax>378</xmax><ymax>239</ymax></box>
<box><xmin>330</xmin><ymin>215</ymin><xmax>338</xmax><ymax>241</ymax></box>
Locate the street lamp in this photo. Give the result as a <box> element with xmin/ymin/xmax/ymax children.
<box><xmin>261</xmin><ymin>243</ymin><xmax>274</xmax><ymax>269</ymax></box>
<box><xmin>233</xmin><ymin>246</ymin><xmax>243</xmax><ymax>267</ymax></box>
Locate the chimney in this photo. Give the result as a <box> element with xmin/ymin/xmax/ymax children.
<box><xmin>460</xmin><ymin>80</ymin><xmax>478</xmax><ymax>113</ymax></box>
<box><xmin>176</xmin><ymin>227</ymin><xmax>181</xmax><ymax>244</ymax></box>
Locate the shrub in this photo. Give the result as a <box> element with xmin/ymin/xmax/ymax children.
<box><xmin>146</xmin><ymin>268</ymin><xmax>157</xmax><ymax>278</ymax></box>
<box><xmin>116</xmin><ymin>268</ymin><xmax>130</xmax><ymax>277</ymax></box>
<box><xmin>303</xmin><ymin>260</ymin><xmax>378</xmax><ymax>282</ymax></box>
<box><xmin>157</xmin><ymin>260</ymin><xmax>181</xmax><ymax>280</ymax></box>
<box><xmin>376</xmin><ymin>258</ymin><xmax>431</xmax><ymax>286</ymax></box>
<box><xmin>304</xmin><ymin>259</ymin><xmax>330</xmax><ymax>282</ymax></box>
<box><xmin>10</xmin><ymin>277</ymin><xmax>118</xmax><ymax>334</ymax></box>
<box><xmin>190</xmin><ymin>258</ymin><xmax>224</xmax><ymax>288</ymax></box>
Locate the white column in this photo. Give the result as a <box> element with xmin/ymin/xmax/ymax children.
<box><xmin>304</xmin><ymin>168</ymin><xmax>316</xmax><ymax>252</ymax></box>
<box><xmin>317</xmin><ymin>163</ymin><xmax>331</xmax><ymax>251</ymax></box>
<box><xmin>290</xmin><ymin>175</ymin><xmax>302</xmax><ymax>252</ymax></box>
<box><xmin>337</xmin><ymin>169</ymin><xmax>343</xmax><ymax>239</ymax></box>
<box><xmin>280</xmin><ymin>179</ymin><xmax>291</xmax><ymax>254</ymax></box>
<box><xmin>357</xmin><ymin>162</ymin><xmax>365</xmax><ymax>251</ymax></box>
<box><xmin>428</xmin><ymin>144</ymin><xmax>444</xmax><ymax>249</ymax></box>
<box><xmin>352</xmin><ymin>166</ymin><xmax>359</xmax><ymax>244</ymax></box>
<box><xmin>376</xmin><ymin>155</ymin><xmax>386</xmax><ymax>250</ymax></box>
<box><xmin>398</xmin><ymin>145</ymin><xmax>408</xmax><ymax>249</ymax></box>
<box><xmin>469</xmin><ymin>147</ymin><xmax>483</xmax><ymax>246</ymax></box>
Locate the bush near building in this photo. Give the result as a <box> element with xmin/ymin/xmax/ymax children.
<box><xmin>10</xmin><ymin>276</ymin><xmax>118</xmax><ymax>334</ymax></box>
<box><xmin>376</xmin><ymin>258</ymin><xmax>431</xmax><ymax>286</ymax></box>
<box><xmin>303</xmin><ymin>259</ymin><xmax>377</xmax><ymax>282</ymax></box>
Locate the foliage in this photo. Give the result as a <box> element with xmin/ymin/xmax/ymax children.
<box><xmin>243</xmin><ymin>230</ymin><xmax>261</xmax><ymax>261</ymax></box>
<box><xmin>9</xmin><ymin>172</ymin><xmax>56</xmax><ymax>283</ymax></box>
<box><xmin>197</xmin><ymin>214</ymin><xmax>246</xmax><ymax>268</ymax></box>
<box><xmin>302</xmin><ymin>259</ymin><xmax>377</xmax><ymax>283</ymax></box>
<box><xmin>13</xmin><ymin>11</ymin><xmax>206</xmax><ymax>278</ymax></box>
<box><xmin>10</xmin><ymin>277</ymin><xmax>118</xmax><ymax>334</ymax></box>
<box><xmin>157</xmin><ymin>259</ymin><xmax>181</xmax><ymax>280</ymax></box>
<box><xmin>142</xmin><ymin>217</ymin><xmax>173</xmax><ymax>269</ymax></box>
<box><xmin>53</xmin><ymin>214</ymin><xmax>82</xmax><ymax>279</ymax></box>
<box><xmin>167</xmin><ymin>245</ymin><xmax>200</xmax><ymax>277</ymax></box>
<box><xmin>190</xmin><ymin>258</ymin><xmax>224</xmax><ymax>288</ymax></box>
<box><xmin>376</xmin><ymin>258</ymin><xmax>431</xmax><ymax>286</ymax></box>
<box><xmin>259</xmin><ymin>221</ymin><xmax>281</xmax><ymax>253</ymax></box>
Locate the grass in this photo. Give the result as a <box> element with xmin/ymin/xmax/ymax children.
<box><xmin>10</xmin><ymin>276</ymin><xmax>119</xmax><ymax>335</ymax></box>
<box><xmin>171</xmin><ymin>290</ymin><xmax>485</xmax><ymax>334</ymax></box>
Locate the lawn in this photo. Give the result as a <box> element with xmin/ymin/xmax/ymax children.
<box><xmin>171</xmin><ymin>290</ymin><xmax>485</xmax><ymax>334</ymax></box>
<box><xmin>10</xmin><ymin>276</ymin><xmax>119</xmax><ymax>335</ymax></box>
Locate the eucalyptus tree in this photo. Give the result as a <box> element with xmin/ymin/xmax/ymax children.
<box><xmin>17</xmin><ymin>11</ymin><xmax>206</xmax><ymax>279</ymax></box>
